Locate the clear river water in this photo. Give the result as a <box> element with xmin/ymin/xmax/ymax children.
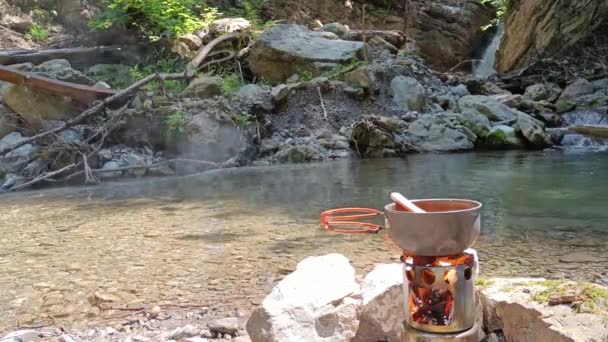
<box><xmin>1</xmin><ymin>150</ymin><xmax>607</xmax><ymax>332</ymax></box>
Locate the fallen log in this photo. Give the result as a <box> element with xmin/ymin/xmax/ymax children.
<box><xmin>0</xmin><ymin>65</ymin><xmax>118</xmax><ymax>104</ymax></box>
<box><xmin>569</xmin><ymin>125</ymin><xmax>608</xmax><ymax>139</ymax></box>
<box><xmin>348</xmin><ymin>30</ymin><xmax>406</xmax><ymax>48</ymax></box>
<box><xmin>0</xmin><ymin>46</ymin><xmax>141</xmax><ymax>67</ymax></box>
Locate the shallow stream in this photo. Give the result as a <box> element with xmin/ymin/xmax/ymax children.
<box><xmin>1</xmin><ymin>151</ymin><xmax>607</xmax><ymax>331</ymax></box>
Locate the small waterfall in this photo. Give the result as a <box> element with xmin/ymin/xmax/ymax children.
<box><xmin>474</xmin><ymin>24</ymin><xmax>504</xmax><ymax>78</ymax></box>
<box><xmin>560</xmin><ymin>111</ymin><xmax>608</xmax><ymax>151</ymax></box>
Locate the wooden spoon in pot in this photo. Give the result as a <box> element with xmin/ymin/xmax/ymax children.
<box><xmin>390</xmin><ymin>192</ymin><xmax>426</xmax><ymax>213</ymax></box>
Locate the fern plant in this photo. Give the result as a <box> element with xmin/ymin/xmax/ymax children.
<box><xmin>164</xmin><ymin>111</ymin><xmax>189</xmax><ymax>141</ymax></box>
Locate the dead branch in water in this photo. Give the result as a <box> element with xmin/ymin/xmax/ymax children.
<box><xmin>0</xmin><ymin>65</ymin><xmax>118</xmax><ymax>104</ymax></box>
<box><xmin>1</xmin><ymin>32</ymin><xmax>248</xmax><ymax>192</ymax></box>
<box><xmin>317</xmin><ymin>87</ymin><xmax>328</xmax><ymax>121</ymax></box>
<box><xmin>0</xmin><ymin>72</ymin><xmax>186</xmax><ymax>157</ymax></box>
<box><xmin>448</xmin><ymin>59</ymin><xmax>482</xmax><ymax>72</ymax></box>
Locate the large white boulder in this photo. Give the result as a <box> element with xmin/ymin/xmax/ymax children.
<box><xmin>246</xmin><ymin>254</ymin><xmax>362</xmax><ymax>342</ymax></box>
<box><xmin>352</xmin><ymin>264</ymin><xmax>405</xmax><ymax>342</ymax></box>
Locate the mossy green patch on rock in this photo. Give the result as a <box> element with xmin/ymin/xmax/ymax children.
<box><xmin>527</xmin><ymin>280</ymin><xmax>608</xmax><ymax>316</ymax></box>
<box><xmin>556</xmin><ymin>100</ymin><xmax>576</xmax><ymax>114</ymax></box>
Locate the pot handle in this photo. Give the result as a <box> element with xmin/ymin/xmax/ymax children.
<box><xmin>320</xmin><ymin>208</ymin><xmax>383</xmax><ymax>234</ymax></box>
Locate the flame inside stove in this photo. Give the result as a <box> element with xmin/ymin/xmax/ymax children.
<box><xmin>405</xmin><ymin>252</ymin><xmax>474</xmax><ymax>327</ymax></box>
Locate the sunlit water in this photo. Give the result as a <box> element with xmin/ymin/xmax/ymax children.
<box><xmin>1</xmin><ymin>151</ymin><xmax>608</xmax><ymax>331</ymax></box>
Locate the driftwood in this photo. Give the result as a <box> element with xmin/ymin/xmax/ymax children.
<box><xmin>0</xmin><ymin>46</ymin><xmax>141</xmax><ymax>67</ymax></box>
<box><xmin>0</xmin><ymin>65</ymin><xmax>118</xmax><ymax>104</ymax></box>
<box><xmin>569</xmin><ymin>125</ymin><xmax>608</xmax><ymax>139</ymax></box>
<box><xmin>349</xmin><ymin>30</ymin><xmax>406</xmax><ymax>48</ymax></box>
<box><xmin>0</xmin><ymin>72</ymin><xmax>187</xmax><ymax>157</ymax></box>
<box><xmin>188</xmin><ymin>32</ymin><xmax>242</xmax><ymax>75</ymax></box>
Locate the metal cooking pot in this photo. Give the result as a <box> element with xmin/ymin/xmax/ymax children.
<box><xmin>320</xmin><ymin>199</ymin><xmax>482</xmax><ymax>256</ymax></box>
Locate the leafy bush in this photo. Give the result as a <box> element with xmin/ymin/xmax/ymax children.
<box><xmin>89</xmin><ymin>0</ymin><xmax>218</xmax><ymax>41</ymax></box>
<box><xmin>26</xmin><ymin>24</ymin><xmax>49</xmax><ymax>42</ymax></box>
<box><xmin>234</xmin><ymin>111</ymin><xmax>255</xmax><ymax>128</ymax></box>
<box><xmin>164</xmin><ymin>111</ymin><xmax>189</xmax><ymax>140</ymax></box>
<box><xmin>224</xmin><ymin>74</ymin><xmax>245</xmax><ymax>96</ymax></box>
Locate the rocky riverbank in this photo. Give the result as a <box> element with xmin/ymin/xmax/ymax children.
<box><xmin>1</xmin><ymin>20</ymin><xmax>607</xmax><ymax>192</ymax></box>
<box><xmin>4</xmin><ymin>254</ymin><xmax>607</xmax><ymax>341</ymax></box>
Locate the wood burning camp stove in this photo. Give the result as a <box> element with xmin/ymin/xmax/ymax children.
<box><xmin>321</xmin><ymin>198</ymin><xmax>482</xmax><ymax>342</ymax></box>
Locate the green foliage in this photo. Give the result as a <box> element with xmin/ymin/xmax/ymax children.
<box><xmin>218</xmin><ymin>0</ymin><xmax>274</xmax><ymax>31</ymax></box>
<box><xmin>475</xmin><ymin>279</ymin><xmax>494</xmax><ymax>288</ymax></box>
<box><xmin>300</xmin><ymin>70</ymin><xmax>314</xmax><ymax>82</ymax></box>
<box><xmin>126</xmin><ymin>55</ymin><xmax>187</xmax><ymax>92</ymax></box>
<box><xmin>221</xmin><ymin>73</ymin><xmax>244</xmax><ymax>96</ymax></box>
<box><xmin>164</xmin><ymin>111</ymin><xmax>189</xmax><ymax>141</ymax></box>
<box><xmin>481</xmin><ymin>0</ymin><xmax>509</xmax><ymax>29</ymax></box>
<box><xmin>89</xmin><ymin>0</ymin><xmax>218</xmax><ymax>41</ymax></box>
<box><xmin>26</xmin><ymin>24</ymin><xmax>49</xmax><ymax>42</ymax></box>
<box><xmin>234</xmin><ymin>111</ymin><xmax>255</xmax><ymax>128</ymax></box>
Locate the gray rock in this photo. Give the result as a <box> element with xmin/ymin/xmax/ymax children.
<box><xmin>461</xmin><ymin>108</ymin><xmax>491</xmax><ymax>138</ymax></box>
<box><xmin>249</xmin><ymin>24</ymin><xmax>366</xmax><ymax>82</ymax></box>
<box><xmin>523</xmin><ymin>83</ymin><xmax>562</xmax><ymax>102</ymax></box>
<box><xmin>182</xmin><ymin>113</ymin><xmax>246</xmax><ymax>162</ymax></box>
<box><xmin>1</xmin><ymin>173</ymin><xmax>26</xmax><ymax>191</ymax></box>
<box><xmin>592</xmin><ymin>78</ymin><xmax>608</xmax><ymax>91</ymax></box>
<box><xmin>344</xmin><ymin>67</ymin><xmax>377</xmax><ymax>92</ymax></box>
<box><xmin>516</xmin><ymin>112</ymin><xmax>552</xmax><ymax>148</ymax></box>
<box><xmin>1</xmin><ymin>329</ymin><xmax>39</xmax><ymax>342</ymax></box>
<box><xmin>208</xmin><ymin>317</ymin><xmax>239</xmax><ymax>337</ymax></box>
<box><xmin>556</xmin><ymin>100</ymin><xmax>577</xmax><ymax>114</ymax></box>
<box><xmin>0</xmin><ymin>104</ymin><xmax>16</xmax><ymax>139</ymax></box>
<box><xmin>275</xmin><ymin>145</ymin><xmax>320</xmax><ymax>163</ymax></box>
<box><xmin>459</xmin><ymin>95</ymin><xmax>518</xmax><ymax>121</ymax></box>
<box><xmin>86</xmin><ymin>64</ymin><xmax>133</xmax><ymax>87</ymax></box>
<box><xmin>558</xmin><ymin>78</ymin><xmax>595</xmax><ymax>101</ymax></box>
<box><xmin>321</xmin><ymin>22</ymin><xmax>350</xmax><ymax>37</ymax></box>
<box><xmin>167</xmin><ymin>325</ymin><xmax>200</xmax><ymax>340</ymax></box>
<box><xmin>97</xmin><ymin>149</ymin><xmax>113</xmax><ymax>161</ymax></box>
<box><xmin>99</xmin><ymin>161</ymin><xmax>122</xmax><ymax>179</ymax></box>
<box><xmin>271</xmin><ymin>84</ymin><xmax>290</xmax><ymax>104</ymax></box>
<box><xmin>0</xmin><ymin>132</ymin><xmax>35</xmax><ymax>176</ymax></box>
<box><xmin>403</xmin><ymin>113</ymin><xmax>476</xmax><ymax>152</ymax></box>
<box><xmin>178</xmin><ymin>34</ymin><xmax>203</xmax><ymax>50</ymax></box>
<box><xmin>33</xmin><ymin>59</ymin><xmax>93</xmax><ymax>85</ymax></box>
<box><xmin>182</xmin><ymin>76</ymin><xmax>223</xmax><ymax>98</ymax></box>
<box><xmin>317</xmin><ymin>133</ymin><xmax>350</xmax><ymax>150</ymax></box>
<box><xmin>235</xmin><ymin>84</ymin><xmax>266</xmax><ymax>102</ymax></box>
<box><xmin>125</xmin><ymin>154</ymin><xmax>147</xmax><ymax>177</ymax></box>
<box><xmin>259</xmin><ymin>138</ymin><xmax>280</xmax><ymax>155</ymax></box>
<box><xmin>479</xmin><ymin>278</ymin><xmax>608</xmax><ymax>342</ymax></box>
<box><xmin>368</xmin><ymin>36</ymin><xmax>398</xmax><ymax>54</ymax></box>
<box><xmin>22</xmin><ymin>159</ymin><xmax>47</xmax><ymax>177</ymax></box>
<box><xmin>350</xmin><ymin>118</ymin><xmax>395</xmax><ymax>157</ymax></box>
<box><xmin>492</xmin><ymin>94</ymin><xmax>523</xmax><ymax>108</ymax></box>
<box><xmin>1</xmin><ymin>84</ymin><xmax>78</xmax><ymax>130</ymax></box>
<box><xmin>94</xmin><ymin>81</ymin><xmax>112</xmax><ymax>89</ymax></box>
<box><xmin>58</xmin><ymin>128</ymin><xmax>84</xmax><ymax>144</ymax></box>
<box><xmin>485</xmin><ymin>125</ymin><xmax>525</xmax><ymax>149</ymax></box>
<box><xmin>342</xmin><ymin>85</ymin><xmax>366</xmax><ymax>99</ymax></box>
<box><xmin>210</xmin><ymin>17</ymin><xmax>251</xmax><ymax>33</ymax></box>
<box><xmin>450</xmin><ymin>84</ymin><xmax>470</xmax><ymax>98</ymax></box>
<box><xmin>390</xmin><ymin>76</ymin><xmax>427</xmax><ymax>111</ymax></box>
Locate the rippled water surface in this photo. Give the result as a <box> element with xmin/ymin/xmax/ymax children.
<box><xmin>1</xmin><ymin>151</ymin><xmax>608</xmax><ymax>331</ymax></box>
